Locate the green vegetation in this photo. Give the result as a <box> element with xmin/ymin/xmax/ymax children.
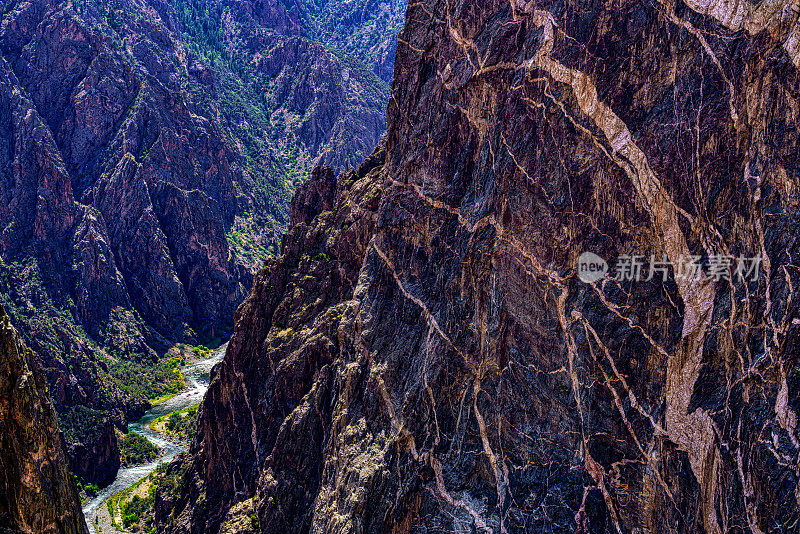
<box><xmin>107</xmin><ymin>464</ymin><xmax>167</xmax><ymax>532</ymax></box>
<box><xmin>122</xmin><ymin>494</ymin><xmax>149</xmax><ymax>529</ymax></box>
<box><xmin>73</xmin><ymin>474</ymin><xmax>99</xmax><ymax>498</ymax></box>
<box><xmin>0</xmin><ymin>258</ymin><xmax>113</xmax><ymax>403</ymax></box>
<box><xmin>107</xmin><ymin>357</ymin><xmax>185</xmax><ymax>404</ymax></box>
<box><xmin>173</xmin><ymin>342</ymin><xmax>218</xmax><ymax>362</ymax></box>
<box><xmin>170</xmin><ymin>0</ymin><xmax>295</xmax><ymax>199</ymax></box>
<box><xmin>149</xmin><ymin>404</ymin><xmax>199</xmax><ymax>445</ymax></box>
<box><xmin>175</xmin><ymin>0</ymin><xmax>293</xmax><ymax>262</ymax></box>
<box><xmin>148</xmin><ymin>392</ymin><xmax>177</xmax><ymax>405</ymax></box>
<box><xmin>59</xmin><ymin>406</ymin><xmax>108</xmax><ymax>446</ymax></box>
<box><xmin>175</xmin><ymin>342</ymin><xmax>223</xmax><ymax>361</ymax></box>
<box><xmin>191</xmin><ymin>345</ymin><xmax>212</xmax><ymax>359</ymax></box>
<box><xmin>154</xmin><ymin>460</ymin><xmax>190</xmax><ymax>507</ymax></box>
<box><xmin>105</xmin><ymin>459</ymin><xmax>197</xmax><ymax>532</ymax></box>
<box><xmin>119</xmin><ymin>433</ymin><xmax>159</xmax><ymax>467</ymax></box>
<box><xmin>107</xmin><ymin>497</ymin><xmax>117</xmax><ymax>528</ymax></box>
<box><xmin>0</xmin><ymin>257</ymin><xmax>190</xmax><ymax>447</ymax></box>
<box><xmin>329</xmin><ymin>48</ymin><xmax>389</xmax><ymax>107</ymax></box>
<box><xmin>227</xmin><ymin>228</ymin><xmax>271</xmax><ymax>267</ymax></box>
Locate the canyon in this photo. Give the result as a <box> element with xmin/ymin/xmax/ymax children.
<box><xmin>155</xmin><ymin>0</ymin><xmax>800</xmax><ymax>532</ymax></box>
<box><xmin>1</xmin><ymin>0</ymin><xmax>799</xmax><ymax>532</ymax></box>
<box><xmin>0</xmin><ymin>0</ymin><xmax>405</xmax><ymax>486</ymax></box>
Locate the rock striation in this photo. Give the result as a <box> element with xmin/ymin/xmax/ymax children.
<box><xmin>157</xmin><ymin>0</ymin><xmax>799</xmax><ymax>532</ymax></box>
<box><xmin>0</xmin><ymin>304</ymin><xmax>88</xmax><ymax>534</ymax></box>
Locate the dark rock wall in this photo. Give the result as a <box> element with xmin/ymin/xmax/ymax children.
<box><xmin>1</xmin><ymin>0</ymin><xmax>248</xmax><ymax>343</ymax></box>
<box><xmin>62</xmin><ymin>413</ymin><xmax>121</xmax><ymax>488</ymax></box>
<box><xmin>162</xmin><ymin>0</ymin><xmax>800</xmax><ymax>532</ymax></box>
<box><xmin>0</xmin><ymin>304</ymin><xmax>88</xmax><ymax>534</ymax></box>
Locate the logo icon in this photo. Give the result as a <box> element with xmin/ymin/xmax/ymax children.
<box><xmin>577</xmin><ymin>252</ymin><xmax>608</xmax><ymax>283</ymax></box>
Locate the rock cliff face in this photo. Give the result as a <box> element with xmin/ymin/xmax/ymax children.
<box><xmin>59</xmin><ymin>407</ymin><xmax>121</xmax><ymax>488</ymax></box>
<box><xmin>159</xmin><ymin>0</ymin><xmax>800</xmax><ymax>532</ymax></box>
<box><xmin>0</xmin><ymin>0</ymin><xmax>402</xmax><ymax>483</ymax></box>
<box><xmin>0</xmin><ymin>305</ymin><xmax>88</xmax><ymax>534</ymax></box>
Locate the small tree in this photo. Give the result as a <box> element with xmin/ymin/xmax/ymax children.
<box><xmin>167</xmin><ymin>412</ymin><xmax>182</xmax><ymax>432</ymax></box>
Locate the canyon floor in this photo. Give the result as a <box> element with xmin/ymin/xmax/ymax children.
<box><xmin>83</xmin><ymin>345</ymin><xmax>226</xmax><ymax>533</ymax></box>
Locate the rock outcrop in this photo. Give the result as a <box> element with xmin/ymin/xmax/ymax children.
<box><xmin>59</xmin><ymin>407</ymin><xmax>121</xmax><ymax>488</ymax></box>
<box><xmin>161</xmin><ymin>0</ymin><xmax>800</xmax><ymax>532</ymax></box>
<box><xmin>0</xmin><ymin>305</ymin><xmax>88</xmax><ymax>534</ymax></box>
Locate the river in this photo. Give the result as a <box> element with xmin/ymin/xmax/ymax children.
<box><xmin>82</xmin><ymin>344</ymin><xmax>227</xmax><ymax>533</ymax></box>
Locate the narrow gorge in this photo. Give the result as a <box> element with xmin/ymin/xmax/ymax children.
<box><xmin>2</xmin><ymin>0</ymin><xmax>800</xmax><ymax>532</ymax></box>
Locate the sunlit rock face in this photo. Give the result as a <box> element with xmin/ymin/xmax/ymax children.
<box><xmin>158</xmin><ymin>0</ymin><xmax>800</xmax><ymax>532</ymax></box>
<box><xmin>0</xmin><ymin>305</ymin><xmax>88</xmax><ymax>534</ymax></box>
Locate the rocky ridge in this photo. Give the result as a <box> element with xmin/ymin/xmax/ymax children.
<box><xmin>296</xmin><ymin>0</ymin><xmax>408</xmax><ymax>83</ymax></box>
